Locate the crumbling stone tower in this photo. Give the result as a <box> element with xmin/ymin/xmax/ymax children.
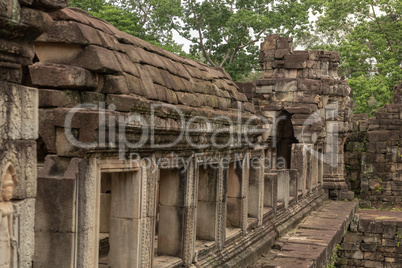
<box><xmin>239</xmin><ymin>34</ymin><xmax>354</xmax><ymax>200</ymax></box>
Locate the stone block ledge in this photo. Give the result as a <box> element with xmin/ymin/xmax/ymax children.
<box><xmin>195</xmin><ymin>189</ymin><xmax>328</xmax><ymax>267</ymax></box>
<box><xmin>338</xmin><ymin>209</ymin><xmax>402</xmax><ymax>267</ymax></box>
<box><xmin>250</xmin><ymin>199</ymin><xmax>359</xmax><ymax>268</ymax></box>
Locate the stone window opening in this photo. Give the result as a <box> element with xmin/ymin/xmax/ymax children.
<box><xmin>195</xmin><ymin>166</ymin><xmax>219</xmax><ymax>251</ymax></box>
<box><xmin>98</xmin><ymin>170</ymin><xmax>142</xmax><ymax>268</ymax></box>
<box><xmin>154</xmin><ymin>168</ymin><xmax>185</xmax><ymax>266</ymax></box>
<box><xmin>263</xmin><ymin>172</ymin><xmax>277</xmax><ymax>219</ymax></box>
<box><xmin>225</xmin><ymin>161</ymin><xmax>244</xmax><ymax>239</ymax></box>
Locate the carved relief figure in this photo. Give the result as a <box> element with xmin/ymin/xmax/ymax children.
<box><xmin>0</xmin><ymin>165</ymin><xmax>16</xmax><ymax>267</ymax></box>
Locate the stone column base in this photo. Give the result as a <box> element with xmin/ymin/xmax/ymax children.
<box><xmin>323</xmin><ymin>176</ymin><xmax>354</xmax><ymax>201</ymax></box>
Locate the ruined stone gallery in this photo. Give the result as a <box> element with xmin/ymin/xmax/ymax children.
<box><xmin>1</xmin><ymin>0</ymin><xmax>401</xmax><ymax>267</ymax></box>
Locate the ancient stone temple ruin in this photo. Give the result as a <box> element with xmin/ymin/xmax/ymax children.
<box><xmin>1</xmin><ymin>0</ymin><xmax>401</xmax><ymax>267</ymax></box>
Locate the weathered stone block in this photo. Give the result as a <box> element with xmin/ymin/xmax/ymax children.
<box><xmin>340</xmin><ymin>250</ymin><xmax>364</xmax><ymax>259</ymax></box>
<box><xmin>30</xmin><ymin>63</ymin><xmax>99</xmax><ymax>89</ymax></box>
<box><xmin>261</xmin><ymin>34</ymin><xmax>279</xmax><ymax>50</ymax></box>
<box><xmin>256</xmin><ymin>85</ymin><xmax>273</xmax><ymax>94</ymax></box>
<box><xmin>284</xmin><ymin>61</ymin><xmax>307</xmax><ymax>69</ymax></box>
<box><xmin>110</xmin><ymin>171</ymin><xmax>142</xmax><ymax>219</ymax></box>
<box><xmin>34</xmin><ymin>231</ymin><xmax>75</xmax><ymax>268</ymax></box>
<box><xmin>274</xmin><ymin>49</ymin><xmax>289</xmax><ymax>59</ymax></box>
<box><xmin>297</xmin><ymin>78</ymin><xmax>322</xmax><ymax>94</ymax></box>
<box><xmin>35</xmin><ymin>20</ymin><xmax>99</xmax><ymax>45</ymax></box>
<box><xmin>80</xmin><ymin>91</ymin><xmax>105</xmax><ymax>105</ymax></box>
<box><xmin>0</xmin><ymin>62</ymin><xmax>22</xmax><ymax>84</ymax></box>
<box><xmin>35</xmin><ymin>175</ymin><xmax>76</xmax><ymax>232</ymax></box>
<box><xmin>362</xmin><ymin>251</ymin><xmax>384</xmax><ymax>261</ymax></box>
<box><xmin>18</xmin><ymin>7</ymin><xmax>54</xmax><ymax>39</ymax></box>
<box><xmin>72</xmin><ymin>45</ymin><xmax>122</xmax><ymax>73</ymax></box>
<box><xmin>361</xmin><ymin>243</ymin><xmax>378</xmax><ymax>252</ymax></box>
<box><xmin>264</xmin><ymin>173</ymin><xmax>277</xmax><ymax>209</ymax></box>
<box><xmin>0</xmin><ymin>82</ymin><xmax>38</xmax><ymax>140</ymax></box>
<box><xmin>198</xmin><ymin>167</ymin><xmax>218</xmax><ymax>202</ymax></box>
<box><xmin>136</xmin><ymin>65</ymin><xmax>158</xmax><ymax>100</ymax></box>
<box><xmin>368</xmin><ymin>131</ymin><xmax>400</xmax><ymax>142</ymax></box>
<box><xmin>39</xmin><ymin>88</ymin><xmax>81</xmax><ymax>108</ymax></box>
<box><xmin>177</xmin><ymin>92</ymin><xmax>201</xmax><ymax>107</ymax></box>
<box><xmin>115</xmin><ymin>52</ymin><xmax>138</xmax><ymax>77</ymax></box>
<box><xmin>285</xmin><ymin>51</ymin><xmax>309</xmax><ymax>61</ymax></box>
<box><xmin>359</xmin><ymin>219</ymin><xmax>376</xmax><ymax>233</ymax></box>
<box><xmin>275</xmin><ymin>79</ymin><xmax>297</xmax><ymax>92</ymax></box>
<box><xmin>277</xmin><ymin>37</ymin><xmax>290</xmax><ymax>50</ymax></box>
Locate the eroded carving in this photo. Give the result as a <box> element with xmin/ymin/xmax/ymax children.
<box><xmin>0</xmin><ymin>164</ymin><xmax>17</xmax><ymax>268</ymax></box>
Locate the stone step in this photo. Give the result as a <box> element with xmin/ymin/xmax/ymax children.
<box><xmin>250</xmin><ymin>200</ymin><xmax>359</xmax><ymax>268</ymax></box>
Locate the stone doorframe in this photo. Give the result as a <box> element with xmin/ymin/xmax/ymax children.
<box><xmin>195</xmin><ymin>152</ymin><xmax>250</xmax><ymax>249</ymax></box>
<box><xmin>154</xmin><ymin>155</ymin><xmax>196</xmax><ymax>266</ymax></box>
<box><xmin>83</xmin><ymin>157</ymin><xmax>155</xmax><ymax>268</ymax></box>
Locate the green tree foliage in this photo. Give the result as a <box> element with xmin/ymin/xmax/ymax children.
<box><xmin>174</xmin><ymin>0</ymin><xmax>314</xmax><ymax>81</ymax></box>
<box><xmin>68</xmin><ymin>0</ymin><xmax>187</xmax><ymax>55</ymax></box>
<box><xmin>300</xmin><ymin>0</ymin><xmax>402</xmax><ymax>115</ymax></box>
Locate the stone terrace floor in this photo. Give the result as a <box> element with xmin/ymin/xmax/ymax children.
<box><xmin>250</xmin><ymin>200</ymin><xmax>359</xmax><ymax>268</ymax></box>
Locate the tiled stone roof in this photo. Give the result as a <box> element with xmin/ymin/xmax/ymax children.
<box><xmin>31</xmin><ymin>8</ymin><xmax>254</xmax><ymax>114</ymax></box>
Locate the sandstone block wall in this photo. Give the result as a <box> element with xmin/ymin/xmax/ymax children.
<box><xmin>338</xmin><ymin>210</ymin><xmax>402</xmax><ymax>267</ymax></box>
<box><xmin>344</xmin><ymin>114</ymin><xmax>368</xmax><ymax>197</ymax></box>
<box><xmin>345</xmin><ymin>83</ymin><xmax>402</xmax><ymax>208</ymax></box>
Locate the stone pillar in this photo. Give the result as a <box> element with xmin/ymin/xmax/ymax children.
<box><xmin>182</xmin><ymin>158</ymin><xmax>197</xmax><ymax>266</ymax></box>
<box><xmin>271</xmin><ymin>170</ymin><xmax>290</xmax><ymax>209</ymax></box>
<box><xmin>289</xmin><ymin>169</ymin><xmax>298</xmax><ymax>201</ymax></box>
<box><xmin>291</xmin><ymin>143</ymin><xmax>313</xmax><ymax>195</ymax></box>
<box><xmin>311</xmin><ymin>149</ymin><xmax>319</xmax><ymax>190</ymax></box>
<box><xmin>323</xmin><ymin>120</ymin><xmax>353</xmax><ymax>200</ymax></box>
<box><xmin>248</xmin><ymin>154</ymin><xmax>264</xmax><ymax>225</ymax></box>
<box><xmin>226</xmin><ymin>160</ymin><xmax>247</xmax><ymax>231</ymax></box>
<box><xmin>241</xmin><ymin>155</ymin><xmax>250</xmax><ymax>233</ymax></box>
<box><xmin>264</xmin><ymin>173</ymin><xmax>278</xmax><ymax>214</ymax></box>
